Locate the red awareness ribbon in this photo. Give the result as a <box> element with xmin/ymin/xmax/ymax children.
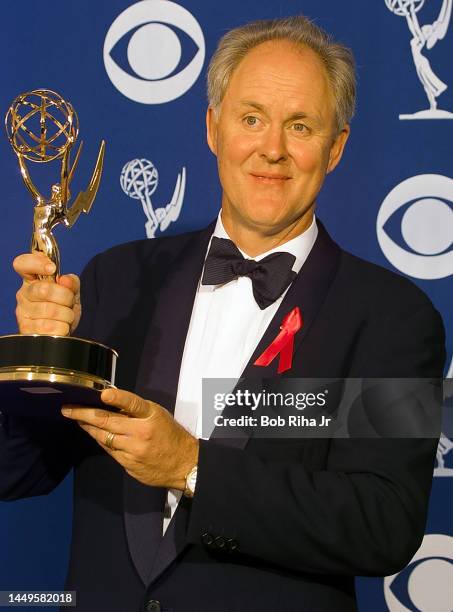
<box><xmin>254</xmin><ymin>307</ymin><xmax>303</xmax><ymax>374</ymax></box>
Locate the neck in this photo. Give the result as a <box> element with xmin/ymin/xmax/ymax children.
<box><xmin>220</xmin><ymin>209</ymin><xmax>315</xmax><ymax>257</ymax></box>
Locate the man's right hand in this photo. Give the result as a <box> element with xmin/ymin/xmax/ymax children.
<box><xmin>13</xmin><ymin>252</ymin><xmax>81</xmax><ymax>336</ymax></box>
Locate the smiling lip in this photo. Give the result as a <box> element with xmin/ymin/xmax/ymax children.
<box><xmin>249</xmin><ymin>173</ymin><xmax>291</xmax><ymax>181</ymax></box>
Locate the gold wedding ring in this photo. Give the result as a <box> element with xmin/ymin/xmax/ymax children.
<box><xmin>105</xmin><ymin>431</ymin><xmax>115</xmax><ymax>450</ymax></box>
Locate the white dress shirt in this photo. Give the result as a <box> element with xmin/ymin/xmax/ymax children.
<box><xmin>162</xmin><ymin>213</ymin><xmax>318</xmax><ymax>534</ymax></box>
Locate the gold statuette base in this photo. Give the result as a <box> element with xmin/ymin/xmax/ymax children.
<box><xmin>0</xmin><ymin>334</ymin><xmax>118</xmax><ymax>420</ymax></box>
<box><xmin>0</xmin><ymin>366</ymin><xmax>113</xmax><ymax>391</ymax></box>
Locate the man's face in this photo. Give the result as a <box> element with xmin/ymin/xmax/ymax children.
<box><xmin>207</xmin><ymin>40</ymin><xmax>350</xmax><ymax>244</ymax></box>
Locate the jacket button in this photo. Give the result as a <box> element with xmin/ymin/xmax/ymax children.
<box><xmin>227</xmin><ymin>538</ymin><xmax>239</xmax><ymax>552</ymax></box>
<box><xmin>214</xmin><ymin>535</ymin><xmax>226</xmax><ymax>549</ymax></box>
<box><xmin>144</xmin><ymin>600</ymin><xmax>161</xmax><ymax>612</ymax></box>
<box><xmin>201</xmin><ymin>532</ymin><xmax>214</xmax><ymax>547</ymax></box>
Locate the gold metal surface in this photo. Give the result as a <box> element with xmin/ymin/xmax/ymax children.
<box><xmin>0</xmin><ymin>366</ymin><xmax>115</xmax><ymax>391</ymax></box>
<box><xmin>5</xmin><ymin>89</ymin><xmax>105</xmax><ymax>281</ymax></box>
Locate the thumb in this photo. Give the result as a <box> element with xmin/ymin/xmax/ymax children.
<box><xmin>101</xmin><ymin>388</ymin><xmax>152</xmax><ymax>419</ymax></box>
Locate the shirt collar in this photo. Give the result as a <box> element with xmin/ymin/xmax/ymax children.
<box><xmin>211</xmin><ymin>211</ymin><xmax>318</xmax><ymax>274</ymax></box>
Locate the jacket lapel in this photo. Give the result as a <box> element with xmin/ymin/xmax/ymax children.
<box><xmin>134</xmin><ymin>223</ymin><xmax>216</xmax><ymax>412</ymax></box>
<box><xmin>147</xmin><ymin>220</ymin><xmax>342</xmax><ymax>585</ymax></box>
<box><xmin>123</xmin><ymin>222</ymin><xmax>215</xmax><ymax>585</ymax></box>
<box><xmin>242</xmin><ymin>220</ymin><xmax>341</xmax><ymax>380</ymax></box>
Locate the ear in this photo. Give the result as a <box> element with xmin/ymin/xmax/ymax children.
<box><xmin>326</xmin><ymin>125</ymin><xmax>350</xmax><ymax>174</ymax></box>
<box><xmin>206</xmin><ymin>106</ymin><xmax>218</xmax><ymax>156</ymax></box>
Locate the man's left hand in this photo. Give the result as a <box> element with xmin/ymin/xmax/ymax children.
<box><xmin>61</xmin><ymin>388</ymin><xmax>199</xmax><ymax>490</ymax></box>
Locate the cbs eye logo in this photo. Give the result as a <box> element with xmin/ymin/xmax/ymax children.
<box><xmin>376</xmin><ymin>174</ymin><xmax>453</xmax><ymax>280</ymax></box>
<box><xmin>103</xmin><ymin>0</ymin><xmax>205</xmax><ymax>104</ymax></box>
<box><xmin>384</xmin><ymin>534</ymin><xmax>453</xmax><ymax>611</ymax></box>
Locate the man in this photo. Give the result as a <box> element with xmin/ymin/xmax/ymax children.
<box><xmin>2</xmin><ymin>15</ymin><xmax>445</xmax><ymax>612</ymax></box>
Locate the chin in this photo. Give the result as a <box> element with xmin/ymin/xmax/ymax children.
<box><xmin>243</xmin><ymin>202</ymin><xmax>288</xmax><ymax>228</ymax></box>
<box><xmin>243</xmin><ymin>213</ymin><xmax>289</xmax><ymax>234</ymax></box>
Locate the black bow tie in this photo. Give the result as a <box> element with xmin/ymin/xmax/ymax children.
<box><xmin>201</xmin><ymin>236</ymin><xmax>297</xmax><ymax>309</ymax></box>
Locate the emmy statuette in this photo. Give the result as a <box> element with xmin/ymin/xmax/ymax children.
<box><xmin>0</xmin><ymin>89</ymin><xmax>117</xmax><ymax>418</ymax></box>
<box><xmin>385</xmin><ymin>0</ymin><xmax>453</xmax><ymax>119</ymax></box>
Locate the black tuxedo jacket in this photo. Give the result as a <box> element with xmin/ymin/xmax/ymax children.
<box><xmin>0</xmin><ymin>220</ymin><xmax>445</xmax><ymax>612</ymax></box>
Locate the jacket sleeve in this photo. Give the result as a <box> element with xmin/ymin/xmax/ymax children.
<box><xmin>185</xmin><ymin>304</ymin><xmax>445</xmax><ymax>577</ymax></box>
<box><xmin>0</xmin><ymin>255</ymin><xmax>100</xmax><ymax>501</ymax></box>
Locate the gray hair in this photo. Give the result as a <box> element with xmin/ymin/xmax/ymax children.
<box><xmin>207</xmin><ymin>16</ymin><xmax>356</xmax><ymax>133</ymax></box>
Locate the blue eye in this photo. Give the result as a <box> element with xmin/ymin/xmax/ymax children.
<box><xmin>376</xmin><ymin>174</ymin><xmax>453</xmax><ymax>280</ymax></box>
<box><xmin>103</xmin><ymin>1</ymin><xmax>205</xmax><ymax>104</ymax></box>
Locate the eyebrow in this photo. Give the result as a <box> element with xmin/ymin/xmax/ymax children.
<box><xmin>237</xmin><ymin>100</ymin><xmax>321</xmax><ymax>124</ymax></box>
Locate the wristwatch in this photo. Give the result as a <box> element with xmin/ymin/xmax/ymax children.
<box><xmin>183</xmin><ymin>465</ymin><xmax>198</xmax><ymax>498</ymax></box>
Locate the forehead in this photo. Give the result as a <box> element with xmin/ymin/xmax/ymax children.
<box><xmin>223</xmin><ymin>40</ymin><xmax>334</xmax><ymax>119</ymax></box>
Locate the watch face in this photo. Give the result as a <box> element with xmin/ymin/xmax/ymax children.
<box><xmin>186</xmin><ymin>467</ymin><xmax>197</xmax><ymax>495</ymax></box>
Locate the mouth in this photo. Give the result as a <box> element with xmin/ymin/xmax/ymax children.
<box><xmin>249</xmin><ymin>173</ymin><xmax>291</xmax><ymax>184</ymax></box>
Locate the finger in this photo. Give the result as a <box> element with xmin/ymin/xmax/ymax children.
<box><xmin>21</xmin><ymin>300</ymin><xmax>75</xmax><ymax>326</ymax></box>
<box><xmin>77</xmin><ymin>422</ymin><xmax>139</xmax><ymax>468</ymax></box>
<box><xmin>13</xmin><ymin>253</ymin><xmax>56</xmax><ymax>281</ymax></box>
<box><xmin>61</xmin><ymin>406</ymin><xmax>135</xmax><ymax>434</ymax></box>
<box><xmin>77</xmin><ymin>422</ymin><xmax>133</xmax><ymax>453</ymax></box>
<box><xmin>58</xmin><ymin>274</ymin><xmax>80</xmax><ymax>298</ymax></box>
<box><xmin>26</xmin><ymin>280</ymin><xmax>76</xmax><ymax>307</ymax></box>
<box><xmin>19</xmin><ymin>317</ymin><xmax>70</xmax><ymax>336</ymax></box>
<box><xmin>101</xmin><ymin>388</ymin><xmax>152</xmax><ymax>419</ymax></box>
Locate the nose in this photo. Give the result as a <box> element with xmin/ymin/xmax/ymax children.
<box><xmin>258</xmin><ymin>124</ymin><xmax>288</xmax><ymax>163</ymax></box>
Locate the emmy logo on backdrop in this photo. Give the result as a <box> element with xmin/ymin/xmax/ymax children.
<box><xmin>385</xmin><ymin>0</ymin><xmax>453</xmax><ymax>119</ymax></box>
<box><xmin>435</xmin><ymin>377</ymin><xmax>453</xmax><ymax>477</ymax></box>
<box><xmin>435</xmin><ymin>435</ymin><xmax>453</xmax><ymax>475</ymax></box>
<box><xmin>120</xmin><ymin>158</ymin><xmax>185</xmax><ymax>238</ymax></box>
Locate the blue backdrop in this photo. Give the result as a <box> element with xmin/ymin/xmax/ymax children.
<box><xmin>1</xmin><ymin>1</ymin><xmax>452</xmax><ymax>610</ymax></box>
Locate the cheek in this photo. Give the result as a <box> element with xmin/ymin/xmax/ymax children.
<box><xmin>291</xmin><ymin>146</ymin><xmax>330</xmax><ymax>178</ymax></box>
<box><xmin>218</xmin><ymin>133</ymin><xmax>257</xmax><ymax>167</ymax></box>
